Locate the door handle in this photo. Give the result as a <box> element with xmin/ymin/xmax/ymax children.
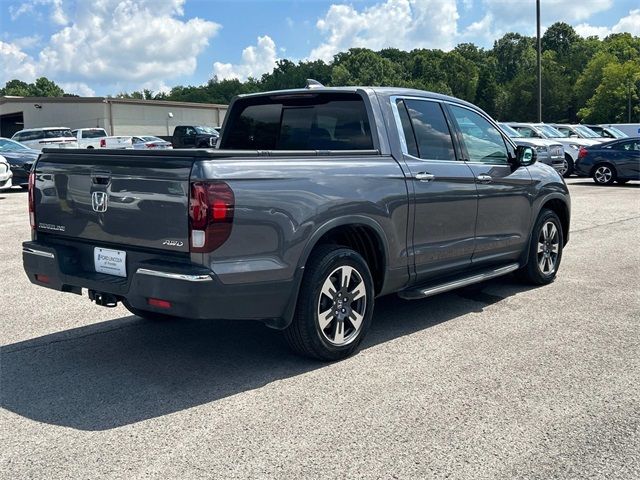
<box><xmin>476</xmin><ymin>174</ymin><xmax>492</xmax><ymax>184</ymax></box>
<box><xmin>415</xmin><ymin>172</ymin><xmax>435</xmax><ymax>182</ymax></box>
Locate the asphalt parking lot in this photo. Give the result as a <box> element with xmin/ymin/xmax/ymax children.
<box><xmin>1</xmin><ymin>179</ymin><xmax>639</xmax><ymax>479</ymax></box>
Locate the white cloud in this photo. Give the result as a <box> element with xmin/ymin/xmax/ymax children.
<box><xmin>612</xmin><ymin>8</ymin><xmax>640</xmax><ymax>35</ymax></box>
<box><xmin>11</xmin><ymin>35</ymin><xmax>43</xmax><ymax>50</ymax></box>
<box><xmin>58</xmin><ymin>81</ymin><xmax>96</xmax><ymax>96</ymax></box>
<box><xmin>575</xmin><ymin>9</ymin><xmax>640</xmax><ymax>39</ymax></box>
<box><xmin>481</xmin><ymin>0</ymin><xmax>612</xmax><ymax>24</ymax></box>
<box><xmin>9</xmin><ymin>0</ymin><xmax>69</xmax><ymax>25</ymax></box>
<box><xmin>309</xmin><ymin>0</ymin><xmax>459</xmax><ymax>62</ymax></box>
<box><xmin>461</xmin><ymin>13</ymin><xmax>495</xmax><ymax>45</ymax></box>
<box><xmin>461</xmin><ymin>0</ymin><xmax>615</xmax><ymax>46</ymax></box>
<box><xmin>0</xmin><ymin>41</ymin><xmax>38</xmax><ymax>85</ymax></box>
<box><xmin>38</xmin><ymin>0</ymin><xmax>219</xmax><ymax>85</ymax></box>
<box><xmin>213</xmin><ymin>35</ymin><xmax>278</xmax><ymax>80</ymax></box>
<box><xmin>3</xmin><ymin>0</ymin><xmax>218</xmax><ymax>94</ymax></box>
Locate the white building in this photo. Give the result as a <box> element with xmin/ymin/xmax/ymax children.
<box><xmin>0</xmin><ymin>96</ymin><xmax>227</xmax><ymax>138</ymax></box>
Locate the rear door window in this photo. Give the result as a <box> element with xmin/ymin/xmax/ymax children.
<box><xmin>221</xmin><ymin>93</ymin><xmax>374</xmax><ymax>150</ymax></box>
<box><xmin>403</xmin><ymin>99</ymin><xmax>456</xmax><ymax>161</ymax></box>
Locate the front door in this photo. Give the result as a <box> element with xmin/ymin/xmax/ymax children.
<box><xmin>446</xmin><ymin>104</ymin><xmax>534</xmax><ymax>265</ymax></box>
<box><xmin>394</xmin><ymin>98</ymin><xmax>478</xmax><ymax>282</ymax></box>
<box><xmin>611</xmin><ymin>140</ymin><xmax>640</xmax><ymax>179</ymax></box>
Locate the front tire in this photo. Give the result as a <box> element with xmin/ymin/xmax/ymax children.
<box><xmin>592</xmin><ymin>164</ymin><xmax>616</xmax><ymax>185</ymax></box>
<box><xmin>518</xmin><ymin>209</ymin><xmax>564</xmax><ymax>285</ymax></box>
<box><xmin>562</xmin><ymin>154</ymin><xmax>574</xmax><ymax>178</ymax></box>
<box><xmin>284</xmin><ymin>246</ymin><xmax>375</xmax><ymax>361</ymax></box>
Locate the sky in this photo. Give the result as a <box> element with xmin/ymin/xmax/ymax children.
<box><xmin>1</xmin><ymin>0</ymin><xmax>639</xmax><ymax>97</ymax></box>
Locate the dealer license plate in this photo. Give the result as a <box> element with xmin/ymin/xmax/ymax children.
<box><xmin>94</xmin><ymin>247</ymin><xmax>127</xmax><ymax>277</ymax></box>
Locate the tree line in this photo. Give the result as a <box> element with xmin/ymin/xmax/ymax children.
<box><xmin>2</xmin><ymin>23</ymin><xmax>639</xmax><ymax>123</ymax></box>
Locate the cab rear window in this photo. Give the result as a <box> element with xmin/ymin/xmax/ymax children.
<box><xmin>221</xmin><ymin>93</ymin><xmax>374</xmax><ymax>150</ymax></box>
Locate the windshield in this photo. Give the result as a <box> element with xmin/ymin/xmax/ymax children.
<box><xmin>0</xmin><ymin>138</ymin><xmax>31</xmax><ymax>151</ymax></box>
<box><xmin>141</xmin><ymin>136</ymin><xmax>164</xmax><ymax>142</ymax></box>
<box><xmin>608</xmin><ymin>127</ymin><xmax>628</xmax><ymax>138</ymax></box>
<box><xmin>44</xmin><ymin>129</ymin><xmax>74</xmax><ymax>138</ymax></box>
<box><xmin>195</xmin><ymin>126</ymin><xmax>218</xmax><ymax>135</ymax></box>
<box><xmin>538</xmin><ymin>125</ymin><xmax>564</xmax><ymax>138</ymax></box>
<box><xmin>575</xmin><ymin>125</ymin><xmax>599</xmax><ymax>138</ymax></box>
<box><xmin>498</xmin><ymin>123</ymin><xmax>522</xmax><ymax>137</ymax></box>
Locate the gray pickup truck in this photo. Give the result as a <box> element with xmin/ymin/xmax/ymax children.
<box><xmin>23</xmin><ymin>85</ymin><xmax>570</xmax><ymax>360</ymax></box>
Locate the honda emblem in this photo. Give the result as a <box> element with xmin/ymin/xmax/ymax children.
<box><xmin>92</xmin><ymin>191</ymin><xmax>108</xmax><ymax>212</ymax></box>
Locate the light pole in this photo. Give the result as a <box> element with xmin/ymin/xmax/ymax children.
<box><xmin>166</xmin><ymin>112</ymin><xmax>174</xmax><ymax>136</ymax></box>
<box><xmin>536</xmin><ymin>0</ymin><xmax>542</xmax><ymax>122</ymax></box>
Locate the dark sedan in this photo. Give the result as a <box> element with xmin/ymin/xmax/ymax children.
<box><xmin>0</xmin><ymin>138</ymin><xmax>39</xmax><ymax>189</ymax></box>
<box><xmin>575</xmin><ymin>138</ymin><xmax>640</xmax><ymax>185</ymax></box>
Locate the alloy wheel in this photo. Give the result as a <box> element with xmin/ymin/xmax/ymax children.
<box><xmin>558</xmin><ymin>159</ymin><xmax>568</xmax><ymax>176</ymax></box>
<box><xmin>594</xmin><ymin>165</ymin><xmax>612</xmax><ymax>184</ymax></box>
<box><xmin>317</xmin><ymin>265</ymin><xmax>367</xmax><ymax>346</ymax></box>
<box><xmin>537</xmin><ymin>221</ymin><xmax>560</xmax><ymax>275</ymax></box>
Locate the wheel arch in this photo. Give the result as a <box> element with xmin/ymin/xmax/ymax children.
<box><xmin>540</xmin><ymin>198</ymin><xmax>570</xmax><ymax>246</ymax></box>
<box><xmin>521</xmin><ymin>194</ymin><xmax>570</xmax><ymax>269</ymax></box>
<box><xmin>272</xmin><ymin>216</ymin><xmax>390</xmax><ymax>331</ymax></box>
<box><xmin>298</xmin><ymin>216</ymin><xmax>389</xmax><ymax>295</ymax></box>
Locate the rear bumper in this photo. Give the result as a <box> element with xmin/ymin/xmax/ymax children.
<box><xmin>22</xmin><ymin>240</ymin><xmax>296</xmax><ymax>328</ymax></box>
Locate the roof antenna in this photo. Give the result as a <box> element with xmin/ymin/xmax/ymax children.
<box><xmin>305</xmin><ymin>79</ymin><xmax>324</xmax><ymax>89</ymax></box>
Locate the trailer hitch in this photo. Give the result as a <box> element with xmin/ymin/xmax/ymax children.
<box><xmin>88</xmin><ymin>290</ymin><xmax>119</xmax><ymax>308</ymax></box>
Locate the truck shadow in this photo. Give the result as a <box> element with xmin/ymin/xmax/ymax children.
<box><xmin>1</xmin><ymin>277</ymin><xmax>529</xmax><ymax>431</ymax></box>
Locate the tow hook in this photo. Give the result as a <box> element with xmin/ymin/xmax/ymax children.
<box><xmin>88</xmin><ymin>290</ymin><xmax>119</xmax><ymax>308</ymax></box>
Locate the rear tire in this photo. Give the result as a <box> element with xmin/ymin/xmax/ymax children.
<box><xmin>284</xmin><ymin>245</ymin><xmax>375</xmax><ymax>361</ymax></box>
<box><xmin>592</xmin><ymin>164</ymin><xmax>616</xmax><ymax>185</ymax></box>
<box><xmin>518</xmin><ymin>209</ymin><xmax>564</xmax><ymax>285</ymax></box>
<box><xmin>122</xmin><ymin>300</ymin><xmax>177</xmax><ymax>321</ymax></box>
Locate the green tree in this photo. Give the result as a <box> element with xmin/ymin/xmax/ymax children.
<box><xmin>579</xmin><ymin>60</ymin><xmax>640</xmax><ymax>122</ymax></box>
<box><xmin>330</xmin><ymin>49</ymin><xmax>402</xmax><ymax>86</ymax></box>
<box><xmin>1</xmin><ymin>77</ymin><xmax>65</xmax><ymax>97</ymax></box>
<box><xmin>493</xmin><ymin>33</ymin><xmax>535</xmax><ymax>83</ymax></box>
<box><xmin>542</xmin><ymin>22</ymin><xmax>579</xmax><ymax>60</ymax></box>
<box><xmin>442</xmin><ymin>51</ymin><xmax>479</xmax><ymax>102</ymax></box>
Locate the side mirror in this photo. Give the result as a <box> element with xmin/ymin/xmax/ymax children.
<box><xmin>569</xmin><ymin>134</ymin><xmax>578</xmax><ymax>138</ymax></box>
<box><xmin>515</xmin><ymin>145</ymin><xmax>536</xmax><ymax>166</ymax></box>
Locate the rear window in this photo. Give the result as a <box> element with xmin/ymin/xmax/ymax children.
<box><xmin>81</xmin><ymin>129</ymin><xmax>107</xmax><ymax>139</ymax></box>
<box><xmin>221</xmin><ymin>93</ymin><xmax>374</xmax><ymax>150</ymax></box>
<box><xmin>38</xmin><ymin>129</ymin><xmax>74</xmax><ymax>138</ymax></box>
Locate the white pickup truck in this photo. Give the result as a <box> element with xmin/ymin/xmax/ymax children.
<box><xmin>71</xmin><ymin>128</ymin><xmax>132</xmax><ymax>149</ymax></box>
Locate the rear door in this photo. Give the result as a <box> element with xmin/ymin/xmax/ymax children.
<box><xmin>34</xmin><ymin>152</ymin><xmax>193</xmax><ymax>252</ymax></box>
<box><xmin>392</xmin><ymin>97</ymin><xmax>478</xmax><ymax>281</ymax></box>
<box><xmin>446</xmin><ymin>104</ymin><xmax>534</xmax><ymax>265</ymax></box>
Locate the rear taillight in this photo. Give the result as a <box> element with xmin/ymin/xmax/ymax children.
<box><xmin>100</xmin><ymin>138</ymin><xmax>106</xmax><ymax>148</ymax></box>
<box><xmin>28</xmin><ymin>172</ymin><xmax>35</xmax><ymax>229</ymax></box>
<box><xmin>578</xmin><ymin>147</ymin><xmax>588</xmax><ymax>159</ymax></box>
<box><xmin>189</xmin><ymin>182</ymin><xmax>234</xmax><ymax>253</ymax></box>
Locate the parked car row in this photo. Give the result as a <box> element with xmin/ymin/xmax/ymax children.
<box><xmin>497</xmin><ymin>122</ymin><xmax>632</xmax><ymax>178</ymax></box>
<box><xmin>1</xmin><ymin>124</ymin><xmax>220</xmax><ymax>190</ymax></box>
<box><xmin>9</xmin><ymin>124</ymin><xmax>221</xmax><ymax>152</ymax></box>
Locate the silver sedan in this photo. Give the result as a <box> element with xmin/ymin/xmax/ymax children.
<box><xmin>131</xmin><ymin>136</ymin><xmax>173</xmax><ymax>150</ymax></box>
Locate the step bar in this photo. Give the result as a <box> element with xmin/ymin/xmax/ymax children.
<box><xmin>398</xmin><ymin>263</ymin><xmax>519</xmax><ymax>300</ymax></box>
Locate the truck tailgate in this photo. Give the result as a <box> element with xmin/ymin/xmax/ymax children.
<box><xmin>34</xmin><ymin>151</ymin><xmax>193</xmax><ymax>253</ymax></box>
